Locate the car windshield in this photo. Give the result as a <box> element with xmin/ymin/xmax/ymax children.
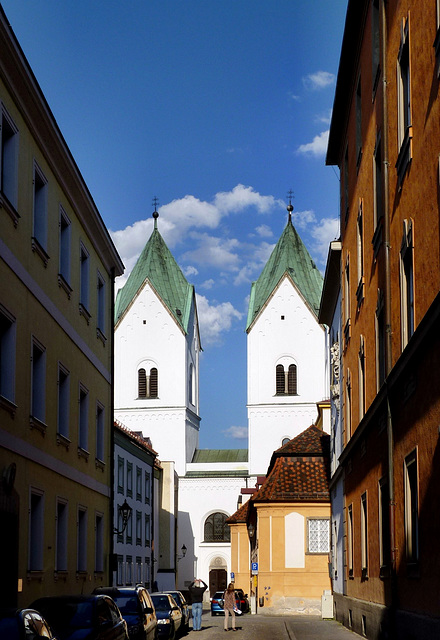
<box><xmin>0</xmin><ymin>618</ymin><xmax>19</xmax><ymax>640</ymax></box>
<box><xmin>168</xmin><ymin>593</ymin><xmax>182</xmax><ymax>605</ymax></box>
<box><xmin>42</xmin><ymin>601</ymin><xmax>94</xmax><ymax>629</ymax></box>
<box><xmin>151</xmin><ymin>596</ymin><xmax>170</xmax><ymax>612</ymax></box>
<box><xmin>112</xmin><ymin>596</ymin><xmax>139</xmax><ymax>615</ymax></box>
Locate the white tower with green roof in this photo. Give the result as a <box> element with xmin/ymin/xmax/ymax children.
<box><xmin>246</xmin><ymin>205</ymin><xmax>326</xmax><ymax>476</ymax></box>
<box><xmin>114</xmin><ymin>211</ymin><xmax>201</xmax><ymax>476</ymax></box>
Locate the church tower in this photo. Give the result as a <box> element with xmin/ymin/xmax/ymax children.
<box><xmin>246</xmin><ymin>202</ymin><xmax>326</xmax><ymax>476</ymax></box>
<box><xmin>114</xmin><ymin>210</ymin><xmax>201</xmax><ymax>476</ymax></box>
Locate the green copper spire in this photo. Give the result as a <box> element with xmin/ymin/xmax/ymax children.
<box><xmin>246</xmin><ymin>208</ymin><xmax>323</xmax><ymax>331</ymax></box>
<box><xmin>115</xmin><ymin>208</ymin><xmax>194</xmax><ymax>334</ymax></box>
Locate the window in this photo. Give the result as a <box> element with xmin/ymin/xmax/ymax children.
<box><xmin>275</xmin><ymin>362</ymin><xmax>297</xmax><ymax>395</ymax></box>
<box><xmin>356</xmin><ymin>77</ymin><xmax>362</xmax><ymax>167</ymax></box>
<box><xmin>404</xmin><ymin>450</ymin><xmax>418</xmax><ymax>564</ymax></box>
<box><xmin>144</xmin><ymin>514</ymin><xmax>151</xmax><ymax>546</ymax></box>
<box><xmin>396</xmin><ymin>17</ymin><xmax>412</xmax><ymax>184</ymax></box>
<box><xmin>345</xmin><ymin>368</ymin><xmax>352</xmax><ymax>442</ymax></box>
<box><xmin>145</xmin><ymin>472</ymin><xmax>151</xmax><ymax>503</ymax></box>
<box><xmin>126</xmin><ymin>556</ymin><xmax>133</xmax><ymax>585</ymax></box>
<box><xmin>375</xmin><ymin>290</ymin><xmax>386</xmax><ymax>390</ymax></box>
<box><xmin>358</xmin><ymin>336</ymin><xmax>365</xmax><ymax>420</ymax></box>
<box><xmin>126</xmin><ymin>509</ymin><xmax>133</xmax><ymax>544</ymax></box>
<box><xmin>307</xmin><ymin>518</ymin><xmax>330</xmax><ymax>553</ymax></box>
<box><xmin>189</xmin><ymin>363</ymin><xmax>195</xmax><ymax>405</ymax></box>
<box><xmin>33</xmin><ymin>162</ymin><xmax>48</xmax><ymax>253</ymax></box>
<box><xmin>343</xmin><ymin>145</ymin><xmax>349</xmax><ymax>221</ymax></box>
<box><xmin>117</xmin><ymin>555</ymin><xmax>124</xmax><ymax>585</ymax></box>
<box><xmin>79</xmin><ymin>385</ymin><xmax>89</xmax><ymax>452</ymax></box>
<box><xmin>127</xmin><ymin>462</ymin><xmax>133</xmax><ymax>497</ymax></box>
<box><xmin>356</xmin><ymin>200</ymin><xmax>364</xmax><ymax>305</ymax></box>
<box><xmin>97</xmin><ymin>272</ymin><xmax>106</xmax><ymax>339</ymax></box>
<box><xmin>80</xmin><ymin>244</ymin><xmax>90</xmax><ymax>318</ymax></box>
<box><xmin>118</xmin><ymin>457</ymin><xmax>124</xmax><ymax>494</ymax></box>
<box><xmin>95</xmin><ymin>513</ymin><xmax>104</xmax><ymax>572</ymax></box>
<box><xmin>77</xmin><ymin>507</ymin><xmax>87</xmax><ymax>572</ymax></box>
<box><xmin>372</xmin><ymin>0</ymin><xmax>380</xmax><ymax>94</ymax></box>
<box><xmin>379</xmin><ymin>477</ymin><xmax>391</xmax><ymax>571</ymax></box>
<box><xmin>117</xmin><ymin>505</ymin><xmax>124</xmax><ymax>544</ymax></box>
<box><xmin>59</xmin><ymin>206</ymin><xmax>71</xmax><ymax>291</ymax></box>
<box><xmin>136</xmin><ymin>511</ymin><xmax>142</xmax><ymax>546</ymax></box>
<box><xmin>204</xmin><ymin>512</ymin><xmax>230</xmax><ymax>542</ymax></box>
<box><xmin>373</xmin><ymin>134</ymin><xmax>383</xmax><ymax>229</ymax></box>
<box><xmin>400</xmin><ymin>219</ymin><xmax>414</xmax><ymax>349</ymax></box>
<box><xmin>0</xmin><ymin>305</ymin><xmax>16</xmax><ymax>404</ymax></box>
<box><xmin>29</xmin><ymin>489</ymin><xmax>44</xmax><ymax>571</ymax></box>
<box><xmin>144</xmin><ymin>557</ymin><xmax>151</xmax><ymax>588</ymax></box>
<box><xmin>94</xmin><ymin>403</ymin><xmax>104</xmax><ymax>463</ymax></box>
<box><xmin>31</xmin><ymin>338</ymin><xmax>46</xmax><ymax>425</ymax></box>
<box><xmin>57</xmin><ymin>364</ymin><xmax>70</xmax><ymax>440</ymax></box>
<box><xmin>136</xmin><ymin>557</ymin><xmax>142</xmax><ymax>584</ymax></box>
<box><xmin>344</xmin><ymin>255</ymin><xmax>351</xmax><ymax>346</ymax></box>
<box><xmin>0</xmin><ymin>104</ymin><xmax>19</xmax><ymax>211</ymax></box>
<box><xmin>138</xmin><ymin>366</ymin><xmax>158</xmax><ymax>398</ymax></box>
<box><xmin>361</xmin><ymin>493</ymin><xmax>368</xmax><ymax>576</ymax></box>
<box><xmin>56</xmin><ymin>499</ymin><xmax>68</xmax><ymax>572</ymax></box>
<box><xmin>347</xmin><ymin>504</ymin><xmax>354</xmax><ymax>577</ymax></box>
<box><xmin>136</xmin><ymin>467</ymin><xmax>142</xmax><ymax>501</ymax></box>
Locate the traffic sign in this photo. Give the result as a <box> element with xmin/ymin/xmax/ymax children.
<box><xmin>231</xmin><ymin>572</ymin><xmax>235</xmax><ymax>580</ymax></box>
<box><xmin>251</xmin><ymin>562</ymin><xmax>258</xmax><ymax>574</ymax></box>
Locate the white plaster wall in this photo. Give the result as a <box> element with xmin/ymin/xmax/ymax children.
<box><xmin>247</xmin><ymin>276</ymin><xmax>326</xmax><ymax>476</ymax></box>
<box><xmin>285</xmin><ymin>512</ymin><xmax>305</xmax><ymax>568</ymax></box>
<box><xmin>177</xmin><ymin>475</ymin><xmax>249</xmax><ymax>596</ymax></box>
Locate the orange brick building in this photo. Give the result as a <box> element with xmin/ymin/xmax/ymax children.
<box><xmin>326</xmin><ymin>1</ymin><xmax>440</xmax><ymax>637</ymax></box>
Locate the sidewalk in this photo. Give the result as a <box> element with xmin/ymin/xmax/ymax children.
<box><xmin>191</xmin><ymin>611</ymin><xmax>362</xmax><ymax>639</ymax></box>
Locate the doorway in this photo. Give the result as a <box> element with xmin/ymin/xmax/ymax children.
<box><xmin>209</xmin><ymin>568</ymin><xmax>227</xmax><ymax>596</ymax></box>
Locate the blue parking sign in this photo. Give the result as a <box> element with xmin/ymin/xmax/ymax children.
<box><xmin>251</xmin><ymin>562</ymin><xmax>258</xmax><ymax>574</ymax></box>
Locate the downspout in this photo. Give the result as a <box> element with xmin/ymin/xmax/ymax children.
<box><xmin>381</xmin><ymin>0</ymin><xmax>397</xmax><ymax>614</ymax></box>
<box><xmin>110</xmin><ymin>266</ymin><xmax>116</xmax><ymax>584</ymax></box>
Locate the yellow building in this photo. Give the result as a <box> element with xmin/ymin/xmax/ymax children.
<box><xmin>0</xmin><ymin>7</ymin><xmax>123</xmax><ymax>607</ymax></box>
<box><xmin>228</xmin><ymin>426</ymin><xmax>331</xmax><ymax>615</ymax></box>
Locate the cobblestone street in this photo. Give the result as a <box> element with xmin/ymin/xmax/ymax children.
<box><xmin>188</xmin><ymin>611</ymin><xmax>361</xmax><ymax>640</ymax></box>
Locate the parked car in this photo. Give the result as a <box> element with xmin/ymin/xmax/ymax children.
<box><xmin>31</xmin><ymin>594</ymin><xmax>129</xmax><ymax>640</ymax></box>
<box><xmin>0</xmin><ymin>607</ymin><xmax>58</xmax><ymax>639</ymax></box>
<box><xmin>161</xmin><ymin>592</ymin><xmax>189</xmax><ymax>634</ymax></box>
<box><xmin>93</xmin><ymin>586</ymin><xmax>157</xmax><ymax>640</ymax></box>
<box><xmin>150</xmin><ymin>594</ymin><xmax>181</xmax><ymax>640</ymax></box>
<box><xmin>210</xmin><ymin>590</ymin><xmax>249</xmax><ymax>616</ymax></box>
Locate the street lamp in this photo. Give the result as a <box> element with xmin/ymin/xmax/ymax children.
<box><xmin>113</xmin><ymin>500</ymin><xmax>132</xmax><ymax>535</ymax></box>
<box><xmin>248</xmin><ymin>523</ymin><xmax>255</xmax><ymax>539</ymax></box>
<box><xmin>177</xmin><ymin>544</ymin><xmax>187</xmax><ymax>561</ymax></box>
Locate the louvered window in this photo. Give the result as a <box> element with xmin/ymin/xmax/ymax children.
<box><xmin>138</xmin><ymin>369</ymin><xmax>147</xmax><ymax>398</ymax></box>
<box><xmin>276</xmin><ymin>365</ymin><xmax>285</xmax><ymax>394</ymax></box>
<box><xmin>287</xmin><ymin>364</ymin><xmax>297</xmax><ymax>394</ymax></box>
<box><xmin>276</xmin><ymin>363</ymin><xmax>297</xmax><ymax>395</ymax></box>
<box><xmin>149</xmin><ymin>368</ymin><xmax>158</xmax><ymax>398</ymax></box>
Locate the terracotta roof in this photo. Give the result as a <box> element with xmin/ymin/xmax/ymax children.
<box><xmin>251</xmin><ymin>457</ymin><xmax>330</xmax><ymax>503</ymax></box>
<box><xmin>114</xmin><ymin>419</ymin><xmax>158</xmax><ymax>457</ymax></box>
<box><xmin>226</xmin><ymin>499</ymin><xmax>250</xmax><ymax>524</ymax></box>
<box><xmin>251</xmin><ymin>425</ymin><xmax>331</xmax><ymax>504</ymax></box>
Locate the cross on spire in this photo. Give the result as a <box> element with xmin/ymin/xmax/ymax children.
<box><xmin>152</xmin><ymin>196</ymin><xmax>159</xmax><ymax>228</ymax></box>
<box><xmin>286</xmin><ymin>190</ymin><xmax>294</xmax><ymax>223</ymax></box>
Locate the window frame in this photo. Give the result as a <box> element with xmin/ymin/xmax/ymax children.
<box><xmin>77</xmin><ymin>506</ymin><xmax>87</xmax><ymax>573</ymax></box>
<box><xmin>347</xmin><ymin>503</ymin><xmax>354</xmax><ymax>578</ymax></box>
<box><xmin>97</xmin><ymin>270</ymin><xmax>106</xmax><ymax>341</ymax></box>
<box><xmin>358</xmin><ymin>336</ymin><xmax>365</xmax><ymax>420</ymax></box>
<box><xmin>0</xmin><ymin>103</ymin><xmax>19</xmax><ymax>214</ymax></box>
<box><xmin>204</xmin><ymin>512</ymin><xmax>231</xmax><ymax>543</ymax></box>
<box><xmin>361</xmin><ymin>492</ymin><xmax>368</xmax><ymax>577</ymax></box>
<box><xmin>79</xmin><ymin>243</ymin><xmax>91</xmax><ymax>321</ymax></box>
<box><xmin>31</xmin><ymin>337</ymin><xmax>46</xmax><ymax>427</ymax></box>
<box><xmin>307</xmin><ymin>517</ymin><xmax>330</xmax><ymax>554</ymax></box>
<box><xmin>0</xmin><ymin>304</ymin><xmax>16</xmax><ymax>406</ymax></box>
<box><xmin>57</xmin><ymin>363</ymin><xmax>70</xmax><ymax>442</ymax></box>
<box><xmin>400</xmin><ymin>219</ymin><xmax>415</xmax><ymax>349</ymax></box>
<box><xmin>55</xmin><ymin>498</ymin><xmax>68</xmax><ymax>572</ymax></box>
<box><xmin>96</xmin><ymin>402</ymin><xmax>105</xmax><ymax>463</ymax></box>
<box><xmin>95</xmin><ymin>512</ymin><xmax>104</xmax><ymax>573</ymax></box>
<box><xmin>396</xmin><ymin>16</ymin><xmax>412</xmax><ymax>185</ymax></box>
<box><xmin>78</xmin><ymin>384</ymin><xmax>89</xmax><ymax>454</ymax></box>
<box><xmin>404</xmin><ymin>449</ymin><xmax>419</xmax><ymax>566</ymax></box>
<box><xmin>58</xmin><ymin>205</ymin><xmax>72</xmax><ymax>295</ymax></box>
<box><xmin>32</xmin><ymin>161</ymin><xmax>49</xmax><ymax>258</ymax></box>
<box><xmin>29</xmin><ymin>488</ymin><xmax>44</xmax><ymax>572</ymax></box>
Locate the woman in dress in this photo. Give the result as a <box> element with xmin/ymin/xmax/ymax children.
<box><xmin>223</xmin><ymin>583</ymin><xmax>237</xmax><ymax>631</ymax></box>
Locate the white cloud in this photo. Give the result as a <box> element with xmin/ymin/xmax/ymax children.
<box><xmin>200</xmin><ymin>279</ymin><xmax>215</xmax><ymax>290</ymax></box>
<box><xmin>292</xmin><ymin>209</ymin><xmax>316</xmax><ymax>232</ymax></box>
<box><xmin>310</xmin><ymin>217</ymin><xmax>340</xmax><ymax>264</ymax></box>
<box><xmin>183</xmin><ymin>233</ymin><xmax>241</xmax><ymax>270</ymax></box>
<box><xmin>196</xmin><ymin>294</ymin><xmax>243</xmax><ymax>345</ymax></box>
<box><xmin>303</xmin><ymin>71</ymin><xmax>335</xmax><ymax>91</ymax></box>
<box><xmin>214</xmin><ymin>184</ymin><xmax>283</xmax><ymax>215</ymax></box>
<box><xmin>222</xmin><ymin>425</ymin><xmax>248</xmax><ymax>439</ymax></box>
<box><xmin>255</xmin><ymin>224</ymin><xmax>273</xmax><ymax>238</ymax></box>
<box><xmin>297</xmin><ymin>130</ymin><xmax>329</xmax><ymax>158</ymax></box>
<box><xmin>183</xmin><ymin>265</ymin><xmax>199</xmax><ymax>277</ymax></box>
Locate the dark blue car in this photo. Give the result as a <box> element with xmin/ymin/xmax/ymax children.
<box><xmin>150</xmin><ymin>594</ymin><xmax>181</xmax><ymax>640</ymax></box>
<box><xmin>0</xmin><ymin>608</ymin><xmax>58</xmax><ymax>640</ymax></box>
<box><xmin>31</xmin><ymin>594</ymin><xmax>129</xmax><ymax>640</ymax></box>
<box><xmin>93</xmin><ymin>586</ymin><xmax>157</xmax><ymax>640</ymax></box>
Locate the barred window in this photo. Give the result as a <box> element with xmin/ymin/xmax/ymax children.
<box><xmin>308</xmin><ymin>518</ymin><xmax>330</xmax><ymax>553</ymax></box>
<box><xmin>204</xmin><ymin>512</ymin><xmax>230</xmax><ymax>542</ymax></box>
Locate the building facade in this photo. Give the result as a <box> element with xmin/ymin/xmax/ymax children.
<box><xmin>326</xmin><ymin>1</ymin><xmax>440</xmax><ymax>637</ymax></box>
<box><xmin>0</xmin><ymin>6</ymin><xmax>123</xmax><ymax>607</ymax></box>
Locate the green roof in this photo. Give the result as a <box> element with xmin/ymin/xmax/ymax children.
<box><xmin>246</xmin><ymin>219</ymin><xmax>324</xmax><ymax>331</ymax></box>
<box><xmin>191</xmin><ymin>449</ymin><xmax>249</xmax><ymax>463</ymax></box>
<box><xmin>115</xmin><ymin>225</ymin><xmax>194</xmax><ymax>334</ymax></box>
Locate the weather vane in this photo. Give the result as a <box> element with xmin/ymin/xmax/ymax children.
<box><xmin>286</xmin><ymin>190</ymin><xmax>294</xmax><ymax>223</ymax></box>
<box><xmin>152</xmin><ymin>196</ymin><xmax>159</xmax><ymax>227</ymax></box>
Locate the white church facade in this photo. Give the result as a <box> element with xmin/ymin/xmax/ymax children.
<box><xmin>114</xmin><ymin>204</ymin><xmax>328</xmax><ymax>598</ymax></box>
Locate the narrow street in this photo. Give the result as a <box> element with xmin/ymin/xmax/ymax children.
<box><xmin>189</xmin><ymin>611</ymin><xmax>362</xmax><ymax>640</ymax></box>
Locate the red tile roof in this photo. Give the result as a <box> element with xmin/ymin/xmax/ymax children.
<box><xmin>226</xmin><ymin>499</ymin><xmax>250</xmax><ymax>524</ymax></box>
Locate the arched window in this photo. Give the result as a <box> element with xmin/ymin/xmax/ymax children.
<box><xmin>204</xmin><ymin>512</ymin><xmax>230</xmax><ymax>542</ymax></box>
<box><xmin>138</xmin><ymin>366</ymin><xmax>158</xmax><ymax>398</ymax></box>
<box><xmin>275</xmin><ymin>362</ymin><xmax>298</xmax><ymax>395</ymax></box>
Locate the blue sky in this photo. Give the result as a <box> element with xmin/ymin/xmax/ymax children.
<box><xmin>2</xmin><ymin>1</ymin><xmax>347</xmax><ymax>449</ymax></box>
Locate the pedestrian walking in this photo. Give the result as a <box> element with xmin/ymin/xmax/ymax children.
<box><xmin>223</xmin><ymin>583</ymin><xmax>237</xmax><ymax>632</ymax></box>
<box><xmin>188</xmin><ymin>578</ymin><xmax>207</xmax><ymax>631</ymax></box>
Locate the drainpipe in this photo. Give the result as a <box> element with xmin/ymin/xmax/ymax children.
<box><xmin>381</xmin><ymin>0</ymin><xmax>398</xmax><ymax>620</ymax></box>
<box><xmin>110</xmin><ymin>266</ymin><xmax>116</xmax><ymax>585</ymax></box>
